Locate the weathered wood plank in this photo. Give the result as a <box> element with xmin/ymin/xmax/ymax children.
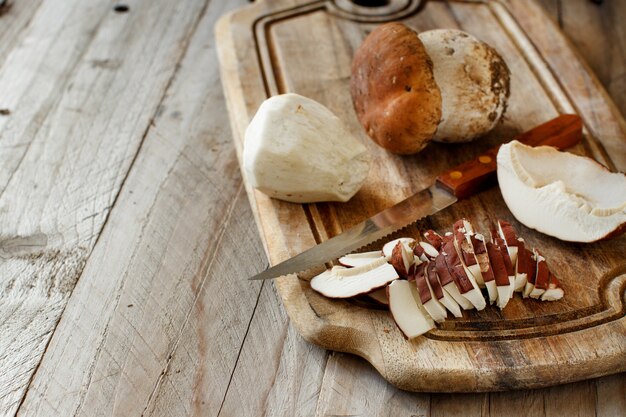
<box><xmin>217</xmin><ymin>281</ymin><xmax>328</xmax><ymax>417</ymax></box>
<box><xmin>0</xmin><ymin>0</ymin><xmax>216</xmax><ymax>414</ymax></box>
<box><xmin>0</xmin><ymin>0</ymin><xmax>45</xmax><ymax>66</ymax></box>
<box><xmin>431</xmin><ymin>393</ymin><xmax>488</xmax><ymax>417</ymax></box>
<box><xmin>537</xmin><ymin>0</ymin><xmax>626</xmax><ymax>136</ymax></box>
<box><xmin>314</xmin><ymin>353</ymin><xmax>430</xmax><ymax>417</ymax></box>
<box><xmin>14</xmin><ymin>1</ymin><xmax>271</xmax><ymax>415</ymax></box>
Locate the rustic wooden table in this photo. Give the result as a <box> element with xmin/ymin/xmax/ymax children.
<box><xmin>0</xmin><ymin>0</ymin><xmax>623</xmax><ymax>416</ymax></box>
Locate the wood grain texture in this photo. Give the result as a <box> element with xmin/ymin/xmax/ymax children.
<box><xmin>0</xmin><ymin>0</ymin><xmax>622</xmax><ymax>415</ymax></box>
<box><xmin>216</xmin><ymin>0</ymin><xmax>626</xmax><ymax>394</ymax></box>
<box><xmin>0</xmin><ymin>0</ymin><xmax>223</xmax><ymax>413</ymax></box>
<box><xmin>15</xmin><ymin>1</ymin><xmax>262</xmax><ymax>416</ymax></box>
<box><xmin>538</xmin><ymin>0</ymin><xmax>626</xmax><ymax>118</ymax></box>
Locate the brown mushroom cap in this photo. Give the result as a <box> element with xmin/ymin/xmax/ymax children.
<box><xmin>350</xmin><ymin>22</ymin><xmax>442</xmax><ymax>155</ymax></box>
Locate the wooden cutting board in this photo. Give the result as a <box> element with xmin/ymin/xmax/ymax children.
<box><xmin>216</xmin><ymin>0</ymin><xmax>626</xmax><ymax>392</ymax></box>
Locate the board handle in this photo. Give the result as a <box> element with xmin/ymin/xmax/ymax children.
<box><xmin>436</xmin><ymin>114</ymin><xmax>583</xmax><ymax>199</ymax></box>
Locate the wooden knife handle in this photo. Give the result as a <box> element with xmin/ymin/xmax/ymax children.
<box><xmin>436</xmin><ymin>114</ymin><xmax>583</xmax><ymax>199</ymax></box>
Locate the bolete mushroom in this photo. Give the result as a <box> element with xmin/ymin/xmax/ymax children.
<box><xmin>244</xmin><ymin>93</ymin><xmax>371</xmax><ymax>203</ymax></box>
<box><xmin>350</xmin><ymin>23</ymin><xmax>510</xmax><ymax>153</ymax></box>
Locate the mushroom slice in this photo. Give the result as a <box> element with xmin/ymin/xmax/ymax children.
<box><xmin>513</xmin><ymin>238</ymin><xmax>529</xmax><ymax>292</ymax></box>
<box><xmin>497</xmin><ymin>140</ymin><xmax>626</xmax><ymax>242</ymax></box>
<box><xmin>435</xmin><ymin>253</ymin><xmax>474</xmax><ymax>310</ymax></box>
<box><xmin>414</xmin><ymin>241</ymin><xmax>439</xmax><ymax>262</ymax></box>
<box><xmin>529</xmin><ymin>249</ymin><xmax>549</xmax><ymax>299</ymax></box>
<box><xmin>423</xmin><ymin>230</ymin><xmax>444</xmax><ymax>251</ymax></box>
<box><xmin>390</xmin><ymin>240</ymin><xmax>416</xmax><ymax>277</ymax></box>
<box><xmin>366</xmin><ymin>287</ymin><xmax>389</xmax><ymax>306</ymax></box>
<box><xmin>442</xmin><ymin>240</ymin><xmax>486</xmax><ymax>310</ymax></box>
<box><xmin>453</xmin><ymin>219</ymin><xmax>484</xmax><ymax>286</ymax></box>
<box><xmin>387</xmin><ymin>280</ymin><xmax>436</xmax><ymax>339</ymax></box>
<box><xmin>413</xmin><ymin>263</ymin><xmax>447</xmax><ymax>323</ymax></box>
<box><xmin>310</xmin><ymin>258</ymin><xmax>398</xmax><ymax>298</ymax></box>
<box><xmin>383</xmin><ymin>237</ymin><xmax>416</xmax><ymax>259</ymax></box>
<box><xmin>494</xmin><ymin>236</ymin><xmax>515</xmax><ymax>299</ymax></box>
<box><xmin>426</xmin><ymin>261</ymin><xmax>461</xmax><ymax>318</ymax></box>
<box><xmin>486</xmin><ymin>241</ymin><xmax>511</xmax><ymax>309</ymax></box>
<box><xmin>541</xmin><ymin>273</ymin><xmax>564</xmax><ymax>301</ymax></box>
<box><xmin>497</xmin><ymin>219</ymin><xmax>520</xmax><ymax>265</ymax></box>
<box><xmin>523</xmin><ymin>249</ymin><xmax>538</xmax><ymax>298</ymax></box>
<box><xmin>338</xmin><ymin>250</ymin><xmax>384</xmax><ymax>267</ymax></box>
<box><xmin>470</xmin><ymin>233</ymin><xmax>498</xmax><ymax>304</ymax></box>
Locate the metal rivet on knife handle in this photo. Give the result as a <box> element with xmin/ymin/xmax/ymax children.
<box><xmin>436</xmin><ymin>114</ymin><xmax>582</xmax><ymax>199</ymax></box>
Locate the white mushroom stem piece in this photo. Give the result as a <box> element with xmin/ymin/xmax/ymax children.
<box><xmin>244</xmin><ymin>93</ymin><xmax>370</xmax><ymax>203</ymax></box>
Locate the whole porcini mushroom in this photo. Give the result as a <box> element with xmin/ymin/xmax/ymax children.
<box><xmin>350</xmin><ymin>22</ymin><xmax>442</xmax><ymax>154</ymax></box>
<box><xmin>243</xmin><ymin>93</ymin><xmax>371</xmax><ymax>203</ymax></box>
<box><xmin>350</xmin><ymin>23</ymin><xmax>511</xmax><ymax>153</ymax></box>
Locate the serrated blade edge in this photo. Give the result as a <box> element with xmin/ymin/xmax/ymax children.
<box><xmin>249</xmin><ymin>184</ymin><xmax>456</xmax><ymax>280</ymax></box>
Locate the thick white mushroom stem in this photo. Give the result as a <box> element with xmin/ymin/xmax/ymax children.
<box><xmin>244</xmin><ymin>93</ymin><xmax>370</xmax><ymax>203</ymax></box>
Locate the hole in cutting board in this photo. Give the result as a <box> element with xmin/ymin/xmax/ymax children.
<box><xmin>349</xmin><ymin>0</ymin><xmax>391</xmax><ymax>7</ymax></box>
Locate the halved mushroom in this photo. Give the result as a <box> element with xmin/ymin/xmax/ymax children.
<box><xmin>387</xmin><ymin>280</ymin><xmax>436</xmax><ymax>339</ymax></box>
<box><xmin>497</xmin><ymin>141</ymin><xmax>626</xmax><ymax>242</ymax></box>
<box><xmin>338</xmin><ymin>250</ymin><xmax>384</xmax><ymax>267</ymax></box>
<box><xmin>310</xmin><ymin>257</ymin><xmax>398</xmax><ymax>298</ymax></box>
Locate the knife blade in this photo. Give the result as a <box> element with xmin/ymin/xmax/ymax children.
<box><xmin>249</xmin><ymin>114</ymin><xmax>583</xmax><ymax>281</ymax></box>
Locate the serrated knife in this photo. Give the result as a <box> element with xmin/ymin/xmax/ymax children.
<box><xmin>249</xmin><ymin>114</ymin><xmax>583</xmax><ymax>281</ymax></box>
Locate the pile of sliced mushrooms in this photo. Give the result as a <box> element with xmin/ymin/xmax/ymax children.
<box><xmin>311</xmin><ymin>219</ymin><xmax>564</xmax><ymax>340</ymax></box>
